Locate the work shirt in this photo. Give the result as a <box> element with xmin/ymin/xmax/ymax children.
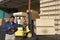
<box><xmin>2</xmin><ymin>21</ymin><xmax>18</xmax><ymax>35</ymax></box>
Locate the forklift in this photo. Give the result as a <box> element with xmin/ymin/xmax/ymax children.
<box><xmin>13</xmin><ymin>12</ymin><xmax>33</xmax><ymax>40</ymax></box>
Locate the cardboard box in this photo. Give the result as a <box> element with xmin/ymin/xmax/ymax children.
<box><xmin>40</xmin><ymin>16</ymin><xmax>49</xmax><ymax>19</ymax></box>
<box><xmin>36</xmin><ymin>19</ymin><xmax>54</xmax><ymax>26</ymax></box>
<box><xmin>36</xmin><ymin>27</ymin><xmax>56</xmax><ymax>35</ymax></box>
<box><xmin>56</xmin><ymin>30</ymin><xmax>60</xmax><ymax>34</ymax></box>
<box><xmin>0</xmin><ymin>19</ymin><xmax>2</xmax><ymax>26</ymax></box>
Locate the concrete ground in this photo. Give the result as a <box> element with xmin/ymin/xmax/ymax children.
<box><xmin>0</xmin><ymin>27</ymin><xmax>60</xmax><ymax>40</ymax></box>
<box><xmin>1</xmin><ymin>34</ymin><xmax>60</xmax><ymax>40</ymax></box>
<box><xmin>15</xmin><ymin>35</ymin><xmax>60</xmax><ymax>40</ymax></box>
<box><xmin>37</xmin><ymin>35</ymin><xmax>60</xmax><ymax>40</ymax></box>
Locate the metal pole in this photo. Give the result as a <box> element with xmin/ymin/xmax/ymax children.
<box><xmin>28</xmin><ymin>0</ymin><xmax>30</xmax><ymax>12</ymax></box>
<box><xmin>28</xmin><ymin>0</ymin><xmax>34</xmax><ymax>36</ymax></box>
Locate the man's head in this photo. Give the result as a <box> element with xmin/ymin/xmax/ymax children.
<box><xmin>9</xmin><ymin>16</ymin><xmax>15</xmax><ymax>22</ymax></box>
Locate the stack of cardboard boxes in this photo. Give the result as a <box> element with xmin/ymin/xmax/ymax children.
<box><xmin>36</xmin><ymin>19</ymin><xmax>56</xmax><ymax>35</ymax></box>
<box><xmin>35</xmin><ymin>0</ymin><xmax>60</xmax><ymax>35</ymax></box>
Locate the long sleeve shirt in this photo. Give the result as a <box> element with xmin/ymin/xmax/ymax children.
<box><xmin>2</xmin><ymin>21</ymin><xmax>18</xmax><ymax>35</ymax></box>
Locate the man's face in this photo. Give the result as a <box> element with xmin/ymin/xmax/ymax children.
<box><xmin>10</xmin><ymin>18</ymin><xmax>15</xmax><ymax>22</ymax></box>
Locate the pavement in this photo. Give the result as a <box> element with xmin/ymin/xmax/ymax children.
<box><xmin>1</xmin><ymin>27</ymin><xmax>60</xmax><ymax>40</ymax></box>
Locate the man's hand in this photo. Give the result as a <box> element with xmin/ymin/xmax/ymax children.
<box><xmin>8</xmin><ymin>27</ymin><xmax>11</xmax><ymax>30</ymax></box>
<box><xmin>8</xmin><ymin>27</ymin><xmax>15</xmax><ymax>32</ymax></box>
<box><xmin>11</xmin><ymin>29</ymin><xmax>15</xmax><ymax>32</ymax></box>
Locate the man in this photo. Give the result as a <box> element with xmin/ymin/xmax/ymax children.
<box><xmin>2</xmin><ymin>16</ymin><xmax>18</xmax><ymax>40</ymax></box>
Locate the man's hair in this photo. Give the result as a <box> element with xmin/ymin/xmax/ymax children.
<box><xmin>10</xmin><ymin>16</ymin><xmax>15</xmax><ymax>18</ymax></box>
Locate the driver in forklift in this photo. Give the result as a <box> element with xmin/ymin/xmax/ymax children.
<box><xmin>15</xmin><ymin>17</ymin><xmax>32</xmax><ymax>40</ymax></box>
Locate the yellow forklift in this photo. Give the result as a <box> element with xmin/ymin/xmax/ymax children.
<box><xmin>13</xmin><ymin>12</ymin><xmax>32</xmax><ymax>40</ymax></box>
